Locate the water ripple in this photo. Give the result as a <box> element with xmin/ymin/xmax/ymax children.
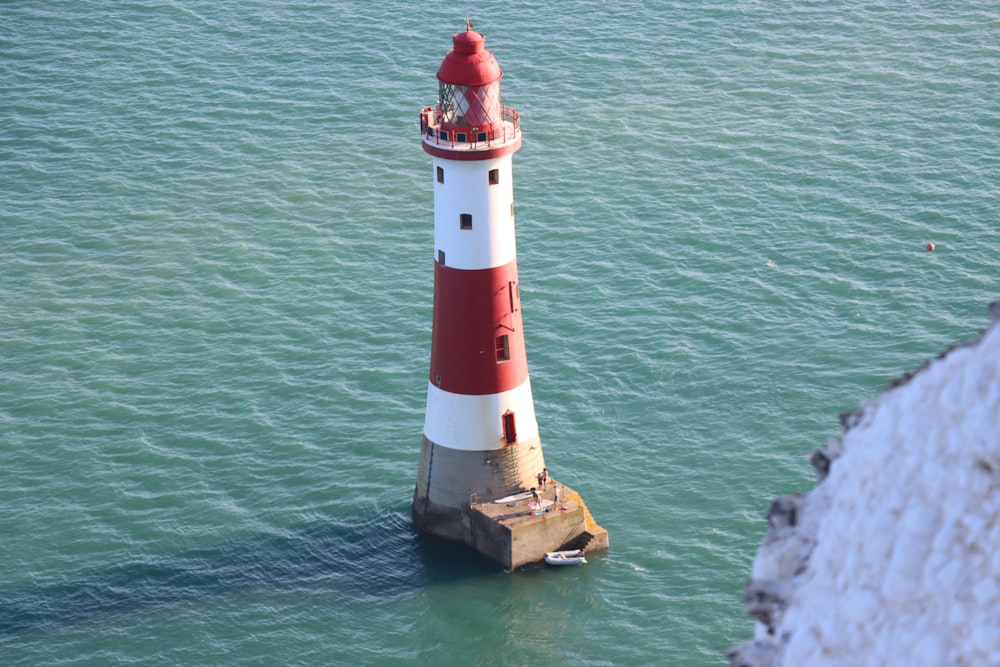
<box><xmin>2</xmin><ymin>1</ymin><xmax>999</xmax><ymax>665</ymax></box>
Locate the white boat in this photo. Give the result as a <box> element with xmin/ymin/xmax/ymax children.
<box><xmin>544</xmin><ymin>550</ymin><xmax>587</xmax><ymax>565</ymax></box>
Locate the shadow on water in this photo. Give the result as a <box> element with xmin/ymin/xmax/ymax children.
<box><xmin>0</xmin><ymin>505</ymin><xmax>500</xmax><ymax>638</ymax></box>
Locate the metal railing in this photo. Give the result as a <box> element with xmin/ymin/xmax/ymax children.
<box><xmin>420</xmin><ymin>105</ymin><xmax>520</xmax><ymax>149</ymax></box>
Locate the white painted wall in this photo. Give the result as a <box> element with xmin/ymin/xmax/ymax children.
<box><xmin>423</xmin><ymin>378</ymin><xmax>539</xmax><ymax>451</ymax></box>
<box><xmin>432</xmin><ymin>155</ymin><xmax>516</xmax><ymax>271</ymax></box>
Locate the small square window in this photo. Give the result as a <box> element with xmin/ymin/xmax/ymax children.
<box><xmin>436</xmin><ymin>166</ymin><xmax>444</xmax><ymax>184</ymax></box>
<box><xmin>478</xmin><ymin>132</ymin><xmax>487</xmax><ymax>142</ymax></box>
<box><xmin>489</xmin><ymin>169</ymin><xmax>500</xmax><ymax>185</ymax></box>
<box><xmin>439</xmin><ymin>129</ymin><xmax>449</xmax><ymax>141</ymax></box>
<box><xmin>495</xmin><ymin>335</ymin><xmax>510</xmax><ymax>362</ymax></box>
<box><xmin>460</xmin><ymin>213</ymin><xmax>472</xmax><ymax>230</ymax></box>
<box><xmin>437</xmin><ymin>249</ymin><xmax>445</xmax><ymax>265</ymax></box>
<box><xmin>456</xmin><ymin>132</ymin><xmax>467</xmax><ymax>142</ymax></box>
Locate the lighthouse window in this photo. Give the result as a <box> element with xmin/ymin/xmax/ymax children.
<box><xmin>495</xmin><ymin>334</ymin><xmax>510</xmax><ymax>362</ymax></box>
<box><xmin>438</xmin><ymin>129</ymin><xmax>449</xmax><ymax>141</ymax></box>
<box><xmin>489</xmin><ymin>169</ymin><xmax>500</xmax><ymax>185</ymax></box>
<box><xmin>460</xmin><ymin>213</ymin><xmax>472</xmax><ymax>230</ymax></box>
<box><xmin>456</xmin><ymin>132</ymin><xmax>467</xmax><ymax>143</ymax></box>
<box><xmin>478</xmin><ymin>131</ymin><xmax>488</xmax><ymax>142</ymax></box>
<box><xmin>436</xmin><ymin>166</ymin><xmax>444</xmax><ymax>184</ymax></box>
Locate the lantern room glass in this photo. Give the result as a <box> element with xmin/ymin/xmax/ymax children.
<box><xmin>439</xmin><ymin>81</ymin><xmax>502</xmax><ymax>129</ymax></box>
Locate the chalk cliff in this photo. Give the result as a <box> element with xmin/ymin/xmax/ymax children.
<box><xmin>729</xmin><ymin>301</ymin><xmax>1000</xmax><ymax>667</ymax></box>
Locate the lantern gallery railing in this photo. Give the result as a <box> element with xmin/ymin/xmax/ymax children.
<box><xmin>420</xmin><ymin>105</ymin><xmax>520</xmax><ymax>149</ymax></box>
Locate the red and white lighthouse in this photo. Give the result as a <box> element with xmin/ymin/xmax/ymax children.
<box><xmin>412</xmin><ymin>26</ymin><xmax>546</xmax><ymax>540</ymax></box>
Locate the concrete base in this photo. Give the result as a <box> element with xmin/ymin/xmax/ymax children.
<box><xmin>414</xmin><ymin>473</ymin><xmax>609</xmax><ymax>570</ymax></box>
<box><xmin>470</xmin><ymin>479</ymin><xmax>609</xmax><ymax>569</ymax></box>
<box><xmin>412</xmin><ymin>434</ymin><xmax>545</xmax><ymax>542</ymax></box>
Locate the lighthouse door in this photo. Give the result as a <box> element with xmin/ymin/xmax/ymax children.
<box><xmin>502</xmin><ymin>410</ymin><xmax>517</xmax><ymax>445</ymax></box>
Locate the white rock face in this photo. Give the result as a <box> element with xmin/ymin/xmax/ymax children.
<box><xmin>729</xmin><ymin>304</ymin><xmax>1000</xmax><ymax>667</ymax></box>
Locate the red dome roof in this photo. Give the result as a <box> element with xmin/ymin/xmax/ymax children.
<box><xmin>436</xmin><ymin>30</ymin><xmax>503</xmax><ymax>87</ymax></box>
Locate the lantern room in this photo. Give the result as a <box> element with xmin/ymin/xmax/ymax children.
<box><xmin>420</xmin><ymin>27</ymin><xmax>521</xmax><ymax>151</ymax></box>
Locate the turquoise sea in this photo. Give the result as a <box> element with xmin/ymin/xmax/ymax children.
<box><xmin>2</xmin><ymin>1</ymin><xmax>998</xmax><ymax>665</ymax></box>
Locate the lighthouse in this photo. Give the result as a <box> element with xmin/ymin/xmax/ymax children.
<box><xmin>412</xmin><ymin>25</ymin><xmax>607</xmax><ymax>568</ymax></box>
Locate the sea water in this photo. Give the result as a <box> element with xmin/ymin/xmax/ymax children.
<box><xmin>2</xmin><ymin>1</ymin><xmax>998</xmax><ymax>664</ymax></box>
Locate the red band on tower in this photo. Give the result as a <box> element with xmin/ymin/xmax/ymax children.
<box><xmin>429</xmin><ymin>261</ymin><xmax>528</xmax><ymax>395</ymax></box>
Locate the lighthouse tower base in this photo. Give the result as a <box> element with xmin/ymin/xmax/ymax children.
<box><xmin>412</xmin><ymin>441</ymin><xmax>609</xmax><ymax>569</ymax></box>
